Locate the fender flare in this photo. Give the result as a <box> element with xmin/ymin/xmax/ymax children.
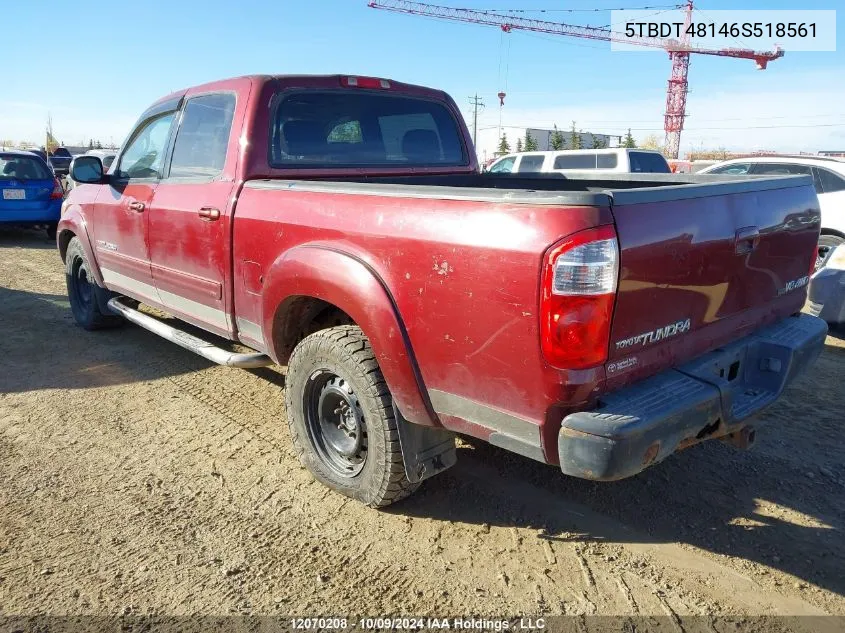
<box><xmin>57</xmin><ymin>210</ymin><xmax>105</xmax><ymax>287</ymax></box>
<box><xmin>261</xmin><ymin>245</ymin><xmax>438</xmax><ymax>428</ymax></box>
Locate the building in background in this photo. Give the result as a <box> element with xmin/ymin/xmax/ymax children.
<box><xmin>523</xmin><ymin>128</ymin><xmax>620</xmax><ymax>151</ymax></box>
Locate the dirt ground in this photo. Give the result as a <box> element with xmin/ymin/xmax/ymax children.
<box><xmin>1</xmin><ymin>228</ymin><xmax>843</xmax><ymax>628</ymax></box>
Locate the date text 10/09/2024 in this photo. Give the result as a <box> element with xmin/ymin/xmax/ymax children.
<box><xmin>290</xmin><ymin>618</ymin><xmax>547</xmax><ymax>631</ymax></box>
<box><xmin>625</xmin><ymin>22</ymin><xmax>816</xmax><ymax>39</ymax></box>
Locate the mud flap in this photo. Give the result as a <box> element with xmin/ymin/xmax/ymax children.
<box><xmin>392</xmin><ymin>402</ymin><xmax>457</xmax><ymax>484</ymax></box>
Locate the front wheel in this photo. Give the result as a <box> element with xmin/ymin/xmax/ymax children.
<box><xmin>285</xmin><ymin>325</ymin><xmax>419</xmax><ymax>508</ymax></box>
<box><xmin>816</xmin><ymin>234</ymin><xmax>844</xmax><ymax>272</ymax></box>
<box><xmin>65</xmin><ymin>237</ymin><xmax>123</xmax><ymax>330</ymax></box>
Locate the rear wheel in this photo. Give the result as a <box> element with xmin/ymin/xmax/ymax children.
<box><xmin>816</xmin><ymin>233</ymin><xmax>844</xmax><ymax>272</ymax></box>
<box><xmin>65</xmin><ymin>237</ymin><xmax>122</xmax><ymax>330</ymax></box>
<box><xmin>285</xmin><ymin>325</ymin><xmax>419</xmax><ymax>508</ymax></box>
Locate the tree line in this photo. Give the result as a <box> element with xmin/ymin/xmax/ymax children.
<box><xmin>496</xmin><ymin>125</ymin><xmax>647</xmax><ymax>155</ymax></box>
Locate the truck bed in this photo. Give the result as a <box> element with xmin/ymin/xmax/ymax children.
<box><xmin>246</xmin><ymin>171</ymin><xmax>812</xmax><ymax>206</ymax></box>
<box><xmin>243</xmin><ymin>170</ymin><xmax>820</xmax><ymax>435</ymax></box>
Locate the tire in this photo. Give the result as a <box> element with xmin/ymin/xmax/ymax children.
<box><xmin>285</xmin><ymin>325</ymin><xmax>420</xmax><ymax>508</ymax></box>
<box><xmin>46</xmin><ymin>223</ymin><xmax>57</xmax><ymax>240</ymax></box>
<box><xmin>65</xmin><ymin>237</ymin><xmax>123</xmax><ymax>330</ymax></box>
<box><xmin>817</xmin><ymin>233</ymin><xmax>844</xmax><ymax>271</ymax></box>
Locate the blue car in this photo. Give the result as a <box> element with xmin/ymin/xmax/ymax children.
<box><xmin>0</xmin><ymin>150</ymin><xmax>63</xmax><ymax>238</ymax></box>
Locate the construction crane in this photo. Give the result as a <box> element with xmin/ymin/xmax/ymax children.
<box><xmin>368</xmin><ymin>0</ymin><xmax>784</xmax><ymax>159</ymax></box>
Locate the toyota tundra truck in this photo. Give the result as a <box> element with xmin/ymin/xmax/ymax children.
<box><xmin>58</xmin><ymin>74</ymin><xmax>827</xmax><ymax>507</ymax></box>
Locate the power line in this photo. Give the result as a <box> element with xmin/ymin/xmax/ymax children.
<box><xmin>480</xmin><ymin>122</ymin><xmax>845</xmax><ymax>132</ymax></box>
<box><xmin>468</xmin><ymin>95</ymin><xmax>485</xmax><ymax>146</ymax></box>
<box><xmin>474</xmin><ymin>4</ymin><xmax>682</xmax><ymax>13</ymax></box>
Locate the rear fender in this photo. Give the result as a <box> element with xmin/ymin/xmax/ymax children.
<box><xmin>57</xmin><ymin>209</ymin><xmax>104</xmax><ymax>287</ymax></box>
<box><xmin>261</xmin><ymin>245</ymin><xmax>438</xmax><ymax>427</ymax></box>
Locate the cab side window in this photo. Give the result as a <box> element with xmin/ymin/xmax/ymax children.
<box><xmin>168</xmin><ymin>93</ymin><xmax>237</xmax><ymax>180</ymax></box>
<box><xmin>116</xmin><ymin>112</ymin><xmax>176</xmax><ymax>179</ymax></box>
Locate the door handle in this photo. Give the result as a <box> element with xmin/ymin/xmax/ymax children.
<box><xmin>198</xmin><ymin>207</ymin><xmax>221</xmax><ymax>221</ymax></box>
<box><xmin>128</xmin><ymin>200</ymin><xmax>145</xmax><ymax>213</ymax></box>
<box><xmin>735</xmin><ymin>226</ymin><xmax>760</xmax><ymax>255</ymax></box>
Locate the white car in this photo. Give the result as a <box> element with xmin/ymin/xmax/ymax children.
<box><xmin>699</xmin><ymin>156</ymin><xmax>845</xmax><ymax>270</ymax></box>
<box><xmin>65</xmin><ymin>149</ymin><xmax>118</xmax><ymax>191</ymax></box>
<box><xmin>486</xmin><ymin>148</ymin><xmax>671</xmax><ymax>175</ymax></box>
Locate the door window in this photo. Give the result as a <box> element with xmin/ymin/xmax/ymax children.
<box><xmin>168</xmin><ymin>93</ymin><xmax>236</xmax><ymax>180</ymax></box>
<box><xmin>517</xmin><ymin>154</ymin><xmax>545</xmax><ymax>173</ymax></box>
<box><xmin>628</xmin><ymin>151</ymin><xmax>670</xmax><ymax>173</ymax></box>
<box><xmin>116</xmin><ymin>112</ymin><xmax>176</xmax><ymax>179</ymax></box>
<box><xmin>708</xmin><ymin>163</ymin><xmax>751</xmax><ymax>175</ymax></box>
<box><xmin>816</xmin><ymin>167</ymin><xmax>845</xmax><ymax>193</ymax></box>
<box><xmin>749</xmin><ymin>163</ymin><xmax>811</xmax><ymax>176</ymax></box>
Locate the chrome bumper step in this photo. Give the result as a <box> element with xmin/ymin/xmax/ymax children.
<box><xmin>107</xmin><ymin>297</ymin><xmax>273</xmax><ymax>369</ymax></box>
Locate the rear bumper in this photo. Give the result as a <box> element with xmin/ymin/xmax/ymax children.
<box><xmin>0</xmin><ymin>200</ymin><xmax>61</xmax><ymax>224</ymax></box>
<box><xmin>558</xmin><ymin>313</ymin><xmax>827</xmax><ymax>481</ymax></box>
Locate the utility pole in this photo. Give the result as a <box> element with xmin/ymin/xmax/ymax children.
<box><xmin>467</xmin><ymin>94</ymin><xmax>484</xmax><ymax>148</ymax></box>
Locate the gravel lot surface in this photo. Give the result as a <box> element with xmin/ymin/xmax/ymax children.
<box><xmin>1</xmin><ymin>228</ymin><xmax>843</xmax><ymax>631</ymax></box>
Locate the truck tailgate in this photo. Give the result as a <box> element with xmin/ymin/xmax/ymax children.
<box><xmin>605</xmin><ymin>178</ymin><xmax>820</xmax><ymax>389</ymax></box>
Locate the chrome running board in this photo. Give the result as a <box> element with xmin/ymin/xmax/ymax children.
<box><xmin>107</xmin><ymin>297</ymin><xmax>273</xmax><ymax>369</ymax></box>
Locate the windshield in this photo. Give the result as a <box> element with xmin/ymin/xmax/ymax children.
<box><xmin>0</xmin><ymin>154</ymin><xmax>52</xmax><ymax>180</ymax></box>
<box><xmin>52</xmin><ymin>148</ymin><xmax>72</xmax><ymax>158</ymax></box>
<box><xmin>269</xmin><ymin>91</ymin><xmax>466</xmax><ymax>168</ymax></box>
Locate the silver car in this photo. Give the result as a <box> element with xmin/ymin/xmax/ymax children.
<box><xmin>808</xmin><ymin>245</ymin><xmax>845</xmax><ymax>325</ymax></box>
<box><xmin>65</xmin><ymin>149</ymin><xmax>117</xmax><ymax>191</ymax></box>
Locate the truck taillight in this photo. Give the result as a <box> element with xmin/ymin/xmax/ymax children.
<box><xmin>541</xmin><ymin>226</ymin><xmax>618</xmax><ymax>369</ymax></box>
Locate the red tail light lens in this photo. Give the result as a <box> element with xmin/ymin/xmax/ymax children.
<box><xmin>50</xmin><ymin>178</ymin><xmax>63</xmax><ymax>199</ymax></box>
<box><xmin>341</xmin><ymin>76</ymin><xmax>391</xmax><ymax>89</ymax></box>
<box><xmin>541</xmin><ymin>226</ymin><xmax>618</xmax><ymax>369</ymax></box>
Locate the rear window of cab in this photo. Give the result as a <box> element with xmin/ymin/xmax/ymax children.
<box><xmin>268</xmin><ymin>91</ymin><xmax>467</xmax><ymax>168</ymax></box>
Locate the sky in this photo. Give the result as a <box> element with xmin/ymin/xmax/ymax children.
<box><xmin>3</xmin><ymin>0</ymin><xmax>844</xmax><ymax>159</ymax></box>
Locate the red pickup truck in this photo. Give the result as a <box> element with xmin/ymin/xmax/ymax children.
<box><xmin>59</xmin><ymin>74</ymin><xmax>827</xmax><ymax>507</ymax></box>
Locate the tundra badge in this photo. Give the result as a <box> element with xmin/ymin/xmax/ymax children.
<box><xmin>615</xmin><ymin>318</ymin><xmax>691</xmax><ymax>350</ymax></box>
<box><xmin>777</xmin><ymin>275</ymin><xmax>809</xmax><ymax>296</ymax></box>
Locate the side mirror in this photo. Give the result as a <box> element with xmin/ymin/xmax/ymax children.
<box><xmin>69</xmin><ymin>155</ymin><xmax>104</xmax><ymax>184</ymax></box>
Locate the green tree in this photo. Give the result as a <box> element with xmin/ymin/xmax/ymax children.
<box><xmin>524</xmin><ymin>130</ymin><xmax>538</xmax><ymax>152</ymax></box>
<box><xmin>515</xmin><ymin>137</ymin><xmax>523</xmax><ymax>153</ymax></box>
<box><xmin>497</xmin><ymin>133</ymin><xmax>511</xmax><ymax>155</ymax></box>
<box><xmin>591</xmin><ymin>135</ymin><xmax>607</xmax><ymax>149</ymax></box>
<box><xmin>88</xmin><ymin>139</ymin><xmax>94</xmax><ymax>150</ymax></box>
<box><xmin>549</xmin><ymin>126</ymin><xmax>565</xmax><ymax>151</ymax></box>
<box><xmin>95</xmin><ymin>140</ymin><xmax>103</xmax><ymax>149</ymax></box>
<box><xmin>569</xmin><ymin>122</ymin><xmax>583</xmax><ymax>150</ymax></box>
<box><xmin>327</xmin><ymin>121</ymin><xmax>362</xmax><ymax>143</ymax></box>
<box><xmin>621</xmin><ymin>128</ymin><xmax>637</xmax><ymax>148</ymax></box>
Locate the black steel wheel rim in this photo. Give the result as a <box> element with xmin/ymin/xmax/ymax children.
<box><xmin>70</xmin><ymin>256</ymin><xmax>94</xmax><ymax>310</ymax></box>
<box><xmin>304</xmin><ymin>370</ymin><xmax>367</xmax><ymax>478</ymax></box>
